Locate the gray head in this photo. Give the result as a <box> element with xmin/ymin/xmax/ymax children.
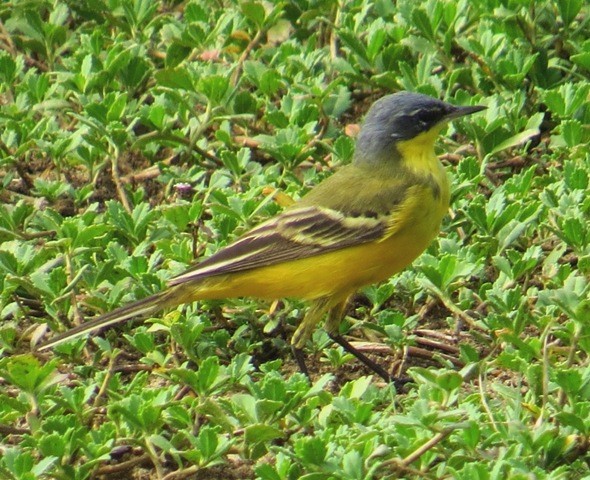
<box><xmin>355</xmin><ymin>91</ymin><xmax>485</xmax><ymax>162</ymax></box>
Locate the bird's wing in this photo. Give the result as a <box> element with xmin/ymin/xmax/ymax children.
<box><xmin>169</xmin><ymin>205</ymin><xmax>397</xmax><ymax>285</ymax></box>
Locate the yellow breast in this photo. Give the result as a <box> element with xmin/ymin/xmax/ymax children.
<box><xmin>190</xmin><ymin>179</ymin><xmax>449</xmax><ymax>303</ymax></box>
<box><xmin>185</xmin><ymin>131</ymin><xmax>451</xmax><ymax>304</ymax></box>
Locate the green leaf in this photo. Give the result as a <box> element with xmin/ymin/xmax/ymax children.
<box><xmin>166</xmin><ymin>42</ymin><xmax>192</xmax><ymax>68</ymax></box>
<box><xmin>322</xmin><ymin>86</ymin><xmax>351</xmax><ymax>118</ymax></box>
<box><xmin>560</xmin><ymin>217</ymin><xmax>588</xmax><ymax>249</ymax></box>
<box><xmin>31</xmin><ymin>456</ymin><xmax>59</xmax><ymax>477</ymax></box>
<box><xmin>436</xmin><ymin>371</ymin><xmax>463</xmax><ymax>391</ymax></box>
<box><xmin>571</xmin><ymin>50</ymin><xmax>590</xmax><ymax>71</ymax></box>
<box><xmin>119</xmin><ymin>56</ymin><xmax>150</xmax><ymax>88</ymax></box>
<box><xmin>560</xmin><ymin>119</ymin><xmax>583</xmax><ymax>147</ymax></box>
<box><xmin>255</xmin><ymin>464</ymin><xmax>282</xmax><ymax>480</ymax></box>
<box><xmin>557</xmin><ymin>0</ymin><xmax>583</xmax><ymax>24</ymax></box>
<box><xmin>147</xmin><ymin>104</ymin><xmax>166</xmax><ymax>130</ymax></box>
<box><xmin>0</xmin><ymin>53</ymin><xmax>17</xmax><ymax>83</ymax></box>
<box><xmin>185</xmin><ymin>3</ymin><xmax>208</xmax><ymax>22</ymax></box>
<box><xmin>232</xmin><ymin>91</ymin><xmax>257</xmax><ymax>114</ymax></box>
<box><xmin>196</xmin><ymin>356</ymin><xmax>220</xmax><ymax>394</ymax></box>
<box><xmin>106</xmin><ymin>93</ymin><xmax>128</xmax><ymax>122</ymax></box>
<box><xmin>241</xmin><ymin>2</ymin><xmax>266</xmax><ymax>27</ymax></box>
<box><xmin>294</xmin><ymin>436</ymin><xmax>326</xmax><ymax>465</ymax></box>
<box><xmin>244</xmin><ymin>424</ymin><xmax>283</xmax><ymax>445</ymax></box>
<box><xmin>332</xmin><ymin>135</ymin><xmax>355</xmax><ymax>163</ymax></box>
<box><xmin>342</xmin><ymin>451</ymin><xmax>363</xmax><ymax>479</ymax></box>
<box><xmin>197</xmin><ymin>426</ymin><xmax>219</xmax><ymax>459</ymax></box>
<box><xmin>258</xmin><ymin>70</ymin><xmax>283</xmax><ymax>96</ymax></box>
<box><xmin>0</xmin><ymin>355</ymin><xmax>62</xmax><ymax>394</ymax></box>
<box><xmin>38</xmin><ymin>433</ymin><xmax>66</xmax><ymax>457</ymax></box>
<box><xmin>564</xmin><ymin>161</ymin><xmax>589</xmax><ymax>190</ymax></box>
<box><xmin>155</xmin><ymin>67</ymin><xmax>194</xmax><ymax>90</ymax></box>
<box><xmin>412</xmin><ymin>8</ymin><xmax>435</xmax><ymax>41</ymax></box>
<box><xmin>366</xmin><ymin>21</ymin><xmax>387</xmax><ymax>61</ymax></box>
<box><xmin>0</xmin><ymin>251</ymin><xmax>18</xmax><ymax>275</ymax></box>
<box><xmin>338</xmin><ymin>30</ymin><xmax>370</xmax><ymax>66</ymax></box>
<box><xmin>554</xmin><ymin>369</ymin><xmax>583</xmax><ymax>394</ymax></box>
<box><xmin>555</xmin><ymin>412</ymin><xmax>587</xmax><ymax>433</ymax></box>
<box><xmin>162</xmin><ymin>204</ymin><xmax>191</xmax><ymax>231</ymax></box>
<box><xmin>197</xmin><ymin>75</ymin><xmax>230</xmax><ymax>103</ymax></box>
<box><xmin>489</xmin><ymin>128</ymin><xmax>540</xmax><ymax>155</ymax></box>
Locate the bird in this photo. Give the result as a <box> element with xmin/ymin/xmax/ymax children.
<box><xmin>37</xmin><ymin>91</ymin><xmax>485</xmax><ymax>382</ymax></box>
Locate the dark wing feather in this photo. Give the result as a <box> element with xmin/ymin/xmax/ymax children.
<box><xmin>169</xmin><ymin>206</ymin><xmax>387</xmax><ymax>285</ymax></box>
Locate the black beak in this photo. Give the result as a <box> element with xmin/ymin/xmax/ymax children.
<box><xmin>445</xmin><ymin>104</ymin><xmax>487</xmax><ymax>121</ymax></box>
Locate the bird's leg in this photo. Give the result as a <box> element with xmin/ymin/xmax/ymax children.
<box><xmin>291</xmin><ymin>346</ymin><xmax>310</xmax><ymax>378</ymax></box>
<box><xmin>325</xmin><ymin>302</ymin><xmax>411</xmax><ymax>389</ymax></box>
<box><xmin>291</xmin><ymin>297</ymin><xmax>332</xmax><ymax>349</ymax></box>
<box><xmin>290</xmin><ymin>297</ymin><xmax>332</xmax><ymax>378</ymax></box>
<box><xmin>328</xmin><ymin>332</ymin><xmax>390</xmax><ymax>380</ymax></box>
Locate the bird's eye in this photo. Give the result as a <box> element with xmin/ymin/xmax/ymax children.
<box><xmin>414</xmin><ymin>108</ymin><xmax>442</xmax><ymax>126</ymax></box>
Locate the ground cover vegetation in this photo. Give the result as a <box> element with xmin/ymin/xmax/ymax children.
<box><xmin>0</xmin><ymin>0</ymin><xmax>589</xmax><ymax>478</ymax></box>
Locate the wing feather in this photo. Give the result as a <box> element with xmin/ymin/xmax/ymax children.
<box><xmin>169</xmin><ymin>206</ymin><xmax>390</xmax><ymax>285</ymax></box>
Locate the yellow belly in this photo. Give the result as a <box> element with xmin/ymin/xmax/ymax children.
<box><xmin>186</xmin><ymin>198</ymin><xmax>445</xmax><ymax>303</ymax></box>
<box><xmin>176</xmin><ymin>155</ymin><xmax>450</xmax><ymax>305</ymax></box>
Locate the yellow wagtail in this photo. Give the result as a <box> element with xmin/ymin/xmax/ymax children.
<box><xmin>38</xmin><ymin>92</ymin><xmax>485</xmax><ymax>381</ymax></box>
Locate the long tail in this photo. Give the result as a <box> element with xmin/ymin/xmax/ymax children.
<box><xmin>36</xmin><ymin>289</ymin><xmax>177</xmax><ymax>351</ymax></box>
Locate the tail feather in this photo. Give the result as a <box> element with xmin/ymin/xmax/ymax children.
<box><xmin>37</xmin><ymin>289</ymin><xmax>175</xmax><ymax>351</ymax></box>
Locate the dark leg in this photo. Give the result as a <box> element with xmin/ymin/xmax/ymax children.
<box><xmin>292</xmin><ymin>345</ymin><xmax>310</xmax><ymax>379</ymax></box>
<box><xmin>328</xmin><ymin>333</ymin><xmax>411</xmax><ymax>389</ymax></box>
<box><xmin>324</xmin><ymin>300</ymin><xmax>411</xmax><ymax>388</ymax></box>
<box><xmin>291</xmin><ymin>297</ymin><xmax>334</xmax><ymax>380</ymax></box>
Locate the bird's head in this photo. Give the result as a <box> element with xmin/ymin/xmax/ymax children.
<box><xmin>354</xmin><ymin>91</ymin><xmax>485</xmax><ymax>163</ymax></box>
